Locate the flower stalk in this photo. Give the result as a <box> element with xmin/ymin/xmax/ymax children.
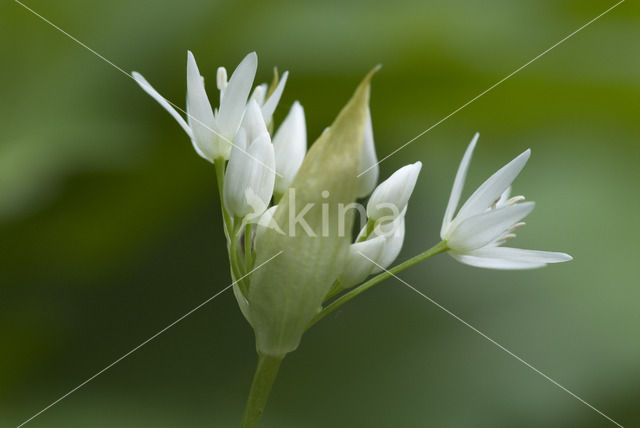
<box><xmin>240</xmin><ymin>240</ymin><xmax>448</xmax><ymax>428</ymax></box>
<box><xmin>214</xmin><ymin>157</ymin><xmax>233</xmax><ymax>240</ymax></box>
<box><xmin>240</xmin><ymin>353</ymin><xmax>284</xmax><ymax>428</ymax></box>
<box><xmin>245</xmin><ymin>222</ymin><xmax>254</xmax><ymax>271</ymax></box>
<box><xmin>310</xmin><ymin>240</ymin><xmax>449</xmax><ymax>328</ymax></box>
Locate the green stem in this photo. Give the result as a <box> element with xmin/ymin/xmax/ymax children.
<box><xmin>241</xmin><ymin>353</ymin><xmax>284</xmax><ymax>428</ymax></box>
<box><xmin>230</xmin><ymin>218</ymin><xmax>249</xmax><ymax>292</ymax></box>
<box><xmin>214</xmin><ymin>158</ymin><xmax>246</xmax><ymax>291</ymax></box>
<box><xmin>309</xmin><ymin>240</ymin><xmax>449</xmax><ymax>328</ymax></box>
<box><xmin>245</xmin><ymin>222</ymin><xmax>253</xmax><ymax>271</ymax></box>
<box><xmin>214</xmin><ymin>157</ymin><xmax>233</xmax><ymax>240</ymax></box>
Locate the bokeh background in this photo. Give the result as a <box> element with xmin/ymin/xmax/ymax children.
<box><xmin>2</xmin><ymin>0</ymin><xmax>639</xmax><ymax>427</ymax></box>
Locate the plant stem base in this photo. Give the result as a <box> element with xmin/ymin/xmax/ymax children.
<box><xmin>241</xmin><ymin>353</ymin><xmax>284</xmax><ymax>428</ymax></box>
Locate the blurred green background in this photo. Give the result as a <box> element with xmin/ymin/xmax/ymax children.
<box><xmin>2</xmin><ymin>0</ymin><xmax>639</xmax><ymax>426</ymax></box>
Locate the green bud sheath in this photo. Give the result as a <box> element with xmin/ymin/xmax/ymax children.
<box><xmin>247</xmin><ymin>68</ymin><xmax>378</xmax><ymax>356</ymax></box>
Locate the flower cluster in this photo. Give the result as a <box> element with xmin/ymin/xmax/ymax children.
<box><xmin>133</xmin><ymin>52</ymin><xmax>571</xmax><ymax>359</ymax></box>
<box><xmin>133</xmin><ymin>53</ymin><xmax>415</xmax><ymax>354</ymax></box>
<box><xmin>133</xmin><ymin>52</ymin><xmax>291</xmax><ymax>219</ymax></box>
<box><xmin>338</xmin><ymin>161</ymin><xmax>422</xmax><ymax>288</ymax></box>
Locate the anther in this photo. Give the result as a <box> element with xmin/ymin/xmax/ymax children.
<box><xmin>506</xmin><ymin>195</ymin><xmax>525</xmax><ymax>206</ymax></box>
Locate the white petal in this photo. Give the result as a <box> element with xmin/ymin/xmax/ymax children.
<box><xmin>233</xmin><ymin>127</ymin><xmax>248</xmax><ymax>152</ymax></box>
<box><xmin>241</xmin><ymin>100</ymin><xmax>270</xmax><ymax>143</ymax></box>
<box><xmin>216</xmin><ymin>52</ymin><xmax>258</xmax><ymax>141</ymax></box>
<box><xmin>262</xmin><ymin>71</ymin><xmax>289</xmax><ymax>124</ymax></box>
<box><xmin>131</xmin><ymin>71</ymin><xmax>193</xmax><ymax>138</ymax></box>
<box><xmin>223</xmin><ymin>131</ymin><xmax>250</xmax><ymax>217</ymax></box>
<box><xmin>441</xmin><ymin>133</ymin><xmax>478</xmax><ymax>237</ymax></box>
<box><xmin>494</xmin><ymin>186</ymin><xmax>512</xmax><ymax>208</ymax></box>
<box><xmin>247</xmin><ymin>134</ymin><xmax>276</xmax><ymax>214</ymax></box>
<box><xmin>250</xmin><ymin>83</ymin><xmax>267</xmax><ymax>106</ymax></box>
<box><xmin>470</xmin><ymin>247</ymin><xmax>573</xmax><ymax>264</ymax></box>
<box><xmin>273</xmin><ymin>101</ymin><xmax>307</xmax><ymax>195</ymax></box>
<box><xmin>339</xmin><ymin>235</ymin><xmax>386</xmax><ymax>288</ymax></box>
<box><xmin>223</xmin><ymin>133</ymin><xmax>275</xmax><ymax>218</ymax></box>
<box><xmin>185</xmin><ymin>99</ymin><xmax>209</xmax><ymax>161</ymax></box>
<box><xmin>356</xmin><ymin>106</ymin><xmax>379</xmax><ymax>198</ymax></box>
<box><xmin>456</xmin><ymin>148</ymin><xmax>531</xmax><ymax>222</ymax></box>
<box><xmin>451</xmin><ymin>253</ymin><xmax>546</xmax><ymax>270</ymax></box>
<box><xmin>446</xmin><ymin>202</ymin><xmax>535</xmax><ymax>252</ymax></box>
<box><xmin>372</xmin><ymin>215</ymin><xmax>406</xmax><ymax>272</ymax></box>
<box><xmin>367</xmin><ymin>162</ymin><xmax>422</xmax><ymax>222</ymax></box>
<box><xmin>186</xmin><ymin>51</ymin><xmax>218</xmax><ymax>159</ymax></box>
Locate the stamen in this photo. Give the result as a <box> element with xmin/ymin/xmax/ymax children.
<box><xmin>509</xmin><ymin>222</ymin><xmax>526</xmax><ymax>232</ymax></box>
<box><xmin>495</xmin><ymin>232</ymin><xmax>517</xmax><ymax>246</ymax></box>
<box><xmin>216</xmin><ymin>67</ymin><xmax>228</xmax><ymax>91</ymax></box>
<box><xmin>506</xmin><ymin>195</ymin><xmax>525</xmax><ymax>205</ymax></box>
<box><xmin>251</xmin><ymin>85</ymin><xmax>266</xmax><ymax>104</ymax></box>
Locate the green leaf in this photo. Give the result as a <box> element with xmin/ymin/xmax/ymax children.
<box><xmin>247</xmin><ymin>68</ymin><xmax>378</xmax><ymax>356</ymax></box>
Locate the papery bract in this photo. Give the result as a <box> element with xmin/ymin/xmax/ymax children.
<box><xmin>243</xmin><ymin>69</ymin><xmax>377</xmax><ymax>357</ymax></box>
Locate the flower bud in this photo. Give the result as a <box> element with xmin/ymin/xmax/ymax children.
<box><xmin>366</xmin><ymin>162</ymin><xmax>422</xmax><ymax>222</ymax></box>
<box><xmin>272</xmin><ymin>101</ymin><xmax>307</xmax><ymax>196</ymax></box>
<box><xmin>338</xmin><ymin>235</ymin><xmax>385</xmax><ymax>288</ymax></box>
<box><xmin>339</xmin><ymin>210</ymin><xmax>406</xmax><ymax>287</ymax></box>
<box><xmin>371</xmin><ymin>213</ymin><xmax>405</xmax><ymax>273</ymax></box>
<box><xmin>223</xmin><ymin>101</ymin><xmax>276</xmax><ymax>218</ymax></box>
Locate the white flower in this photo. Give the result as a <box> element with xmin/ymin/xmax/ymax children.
<box><xmin>132</xmin><ymin>51</ymin><xmax>257</xmax><ymax>162</ymax></box>
<box><xmin>339</xmin><ymin>213</ymin><xmax>406</xmax><ymax>288</ymax></box>
<box><xmin>339</xmin><ymin>235</ymin><xmax>386</xmax><ymax>287</ymax></box>
<box><xmin>338</xmin><ymin>161</ymin><xmax>421</xmax><ymax>287</ymax></box>
<box><xmin>272</xmin><ymin>101</ymin><xmax>307</xmax><ymax>195</ymax></box>
<box><xmin>223</xmin><ymin>100</ymin><xmax>276</xmax><ymax>218</ymax></box>
<box><xmin>366</xmin><ymin>162</ymin><xmax>422</xmax><ymax>222</ymax></box>
<box><xmin>356</xmin><ymin>106</ymin><xmax>379</xmax><ymax>198</ymax></box>
<box><xmin>441</xmin><ymin>133</ymin><xmax>572</xmax><ymax>269</ymax></box>
<box><xmin>368</xmin><ymin>212</ymin><xmax>406</xmax><ymax>272</ymax></box>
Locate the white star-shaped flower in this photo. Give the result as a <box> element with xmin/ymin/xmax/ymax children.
<box><xmin>441</xmin><ymin>133</ymin><xmax>572</xmax><ymax>269</ymax></box>
<box><xmin>132</xmin><ymin>51</ymin><xmax>258</xmax><ymax>162</ymax></box>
